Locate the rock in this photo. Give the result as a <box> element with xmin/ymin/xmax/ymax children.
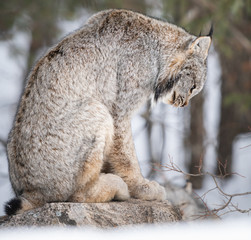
<box><xmin>0</xmin><ymin>199</ymin><xmax>182</xmax><ymax>228</ymax></box>
<box><xmin>165</xmin><ymin>182</ymin><xmax>209</xmax><ymax>220</ymax></box>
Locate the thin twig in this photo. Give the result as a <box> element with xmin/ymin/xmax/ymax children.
<box><xmin>160</xmin><ymin>158</ymin><xmax>251</xmax><ymax>217</ymax></box>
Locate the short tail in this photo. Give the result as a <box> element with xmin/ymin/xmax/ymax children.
<box><xmin>5</xmin><ymin>197</ymin><xmax>22</xmax><ymax>216</ymax></box>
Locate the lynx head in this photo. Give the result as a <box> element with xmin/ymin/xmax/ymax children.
<box><xmin>154</xmin><ymin>32</ymin><xmax>212</xmax><ymax>107</ymax></box>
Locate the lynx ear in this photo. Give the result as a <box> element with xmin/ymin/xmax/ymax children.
<box><xmin>189</xmin><ymin>36</ymin><xmax>211</xmax><ymax>60</ymax></box>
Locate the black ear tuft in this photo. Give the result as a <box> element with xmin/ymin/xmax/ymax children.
<box><xmin>207</xmin><ymin>23</ymin><xmax>214</xmax><ymax>39</ymax></box>
<box><xmin>5</xmin><ymin>198</ymin><xmax>22</xmax><ymax>216</ymax></box>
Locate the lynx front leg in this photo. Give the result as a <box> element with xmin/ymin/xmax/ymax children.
<box><xmin>108</xmin><ymin>120</ymin><xmax>166</xmax><ymax>201</ymax></box>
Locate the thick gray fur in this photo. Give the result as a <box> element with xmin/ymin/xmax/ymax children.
<box><xmin>6</xmin><ymin>9</ymin><xmax>211</xmax><ymax>215</ymax></box>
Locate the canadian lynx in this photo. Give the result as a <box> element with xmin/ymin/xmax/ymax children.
<box><xmin>5</xmin><ymin>9</ymin><xmax>212</xmax><ymax>215</ymax></box>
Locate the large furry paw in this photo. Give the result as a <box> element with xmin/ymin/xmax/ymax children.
<box><xmin>129</xmin><ymin>179</ymin><xmax>166</xmax><ymax>201</ymax></box>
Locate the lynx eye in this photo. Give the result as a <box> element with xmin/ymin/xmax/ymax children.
<box><xmin>190</xmin><ymin>84</ymin><xmax>196</xmax><ymax>93</ymax></box>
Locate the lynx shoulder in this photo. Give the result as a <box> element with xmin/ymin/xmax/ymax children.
<box><xmin>5</xmin><ymin>9</ymin><xmax>212</xmax><ymax>215</ymax></box>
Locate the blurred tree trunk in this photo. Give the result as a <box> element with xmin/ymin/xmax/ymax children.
<box><xmin>217</xmin><ymin>48</ymin><xmax>251</xmax><ymax>176</ymax></box>
<box><xmin>216</xmin><ymin>5</ymin><xmax>251</xmax><ymax>175</ymax></box>
<box><xmin>144</xmin><ymin>102</ymin><xmax>158</xmax><ymax>179</ymax></box>
<box><xmin>186</xmin><ymin>94</ymin><xmax>205</xmax><ymax>189</ymax></box>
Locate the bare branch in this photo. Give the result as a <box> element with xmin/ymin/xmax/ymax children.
<box><xmin>160</xmin><ymin>158</ymin><xmax>251</xmax><ymax>217</ymax></box>
<box><xmin>231</xmin><ymin>203</ymin><xmax>251</xmax><ymax>214</ymax></box>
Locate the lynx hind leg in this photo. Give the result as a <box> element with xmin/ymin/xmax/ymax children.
<box><xmin>70</xmin><ymin>119</ymin><xmax>130</xmax><ymax>203</ymax></box>
<box><xmin>70</xmin><ymin>146</ymin><xmax>130</xmax><ymax>203</ymax></box>
<box><xmin>70</xmin><ymin>101</ymin><xmax>130</xmax><ymax>203</ymax></box>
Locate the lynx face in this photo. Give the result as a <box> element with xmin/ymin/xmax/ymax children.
<box><xmin>162</xmin><ymin>55</ymin><xmax>207</xmax><ymax>107</ymax></box>
<box><xmin>154</xmin><ymin>36</ymin><xmax>212</xmax><ymax>107</ymax></box>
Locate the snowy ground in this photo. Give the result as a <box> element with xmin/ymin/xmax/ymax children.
<box><xmin>0</xmin><ymin>219</ymin><xmax>251</xmax><ymax>240</ymax></box>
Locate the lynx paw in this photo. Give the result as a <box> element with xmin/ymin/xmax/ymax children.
<box><xmin>110</xmin><ymin>174</ymin><xmax>130</xmax><ymax>201</ymax></box>
<box><xmin>130</xmin><ymin>179</ymin><xmax>166</xmax><ymax>201</ymax></box>
<box><xmin>104</xmin><ymin>174</ymin><xmax>130</xmax><ymax>201</ymax></box>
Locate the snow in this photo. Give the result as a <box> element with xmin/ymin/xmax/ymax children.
<box><xmin>0</xmin><ymin>219</ymin><xmax>251</xmax><ymax>239</ymax></box>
